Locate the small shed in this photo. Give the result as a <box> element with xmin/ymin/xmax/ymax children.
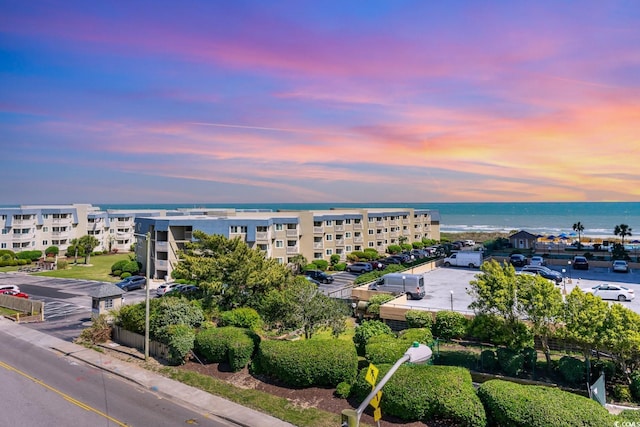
<box><xmin>509</xmin><ymin>230</ymin><xmax>538</xmax><ymax>250</ymax></box>
<box><xmin>88</xmin><ymin>283</ymin><xmax>125</xmax><ymax>319</ymax></box>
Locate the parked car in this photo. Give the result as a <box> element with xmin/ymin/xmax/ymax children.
<box><xmin>304</xmin><ymin>270</ymin><xmax>335</xmax><ymax>284</ymax></box>
<box><xmin>381</xmin><ymin>257</ymin><xmax>402</xmax><ymax>265</ymax></box>
<box><xmin>156</xmin><ymin>282</ymin><xmax>179</xmax><ymax>297</ymax></box>
<box><xmin>530</xmin><ymin>256</ymin><xmax>546</xmax><ymax>266</ymax></box>
<box><xmin>0</xmin><ymin>284</ymin><xmax>21</xmax><ymax>293</ymax></box>
<box><xmin>115</xmin><ymin>275</ymin><xmax>147</xmax><ymax>291</ymax></box>
<box><xmin>410</xmin><ymin>249</ymin><xmax>427</xmax><ymax>259</ymax></box>
<box><xmin>0</xmin><ymin>289</ymin><xmax>29</xmax><ymax>299</ymax></box>
<box><xmin>572</xmin><ymin>256</ymin><xmax>589</xmax><ymax>270</ymax></box>
<box><xmin>368</xmin><ymin>261</ymin><xmax>387</xmax><ymax>271</ymax></box>
<box><xmin>166</xmin><ymin>284</ymin><xmax>200</xmax><ymax>297</ymax></box>
<box><xmin>521</xmin><ymin>265</ymin><xmax>563</xmax><ymax>283</ymax></box>
<box><xmin>304</xmin><ymin>276</ymin><xmax>322</xmax><ymax>286</ymax></box>
<box><xmin>612</xmin><ymin>260</ymin><xmax>630</xmax><ymax>273</ymax></box>
<box><xmin>346</xmin><ymin>262</ymin><xmax>373</xmax><ymax>274</ymax></box>
<box><xmin>582</xmin><ymin>284</ymin><xmax>635</xmax><ymax>301</ymax></box>
<box><xmin>509</xmin><ymin>254</ymin><xmax>527</xmax><ymax>267</ymax></box>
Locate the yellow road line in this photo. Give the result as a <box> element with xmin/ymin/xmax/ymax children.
<box><xmin>0</xmin><ymin>360</ymin><xmax>129</xmax><ymax>426</ymax></box>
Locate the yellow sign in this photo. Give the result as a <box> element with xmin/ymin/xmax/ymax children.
<box><xmin>370</xmin><ymin>390</ymin><xmax>383</xmax><ymax>409</ymax></box>
<box><xmin>373</xmin><ymin>407</ymin><xmax>382</xmax><ymax>422</ymax></box>
<box><xmin>365</xmin><ymin>364</ymin><xmax>379</xmax><ymax>387</ymax></box>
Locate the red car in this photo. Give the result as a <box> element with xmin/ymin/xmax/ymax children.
<box><xmin>0</xmin><ymin>289</ymin><xmax>29</xmax><ymax>299</ymax></box>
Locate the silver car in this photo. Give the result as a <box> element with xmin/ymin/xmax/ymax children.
<box><xmin>612</xmin><ymin>260</ymin><xmax>630</xmax><ymax>273</ymax></box>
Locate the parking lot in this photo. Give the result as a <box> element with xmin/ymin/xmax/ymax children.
<box><xmin>380</xmin><ymin>264</ymin><xmax>640</xmax><ymax>315</ymax></box>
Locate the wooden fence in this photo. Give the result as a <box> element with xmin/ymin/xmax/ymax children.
<box><xmin>111</xmin><ymin>325</ymin><xmax>169</xmax><ymax>360</ymax></box>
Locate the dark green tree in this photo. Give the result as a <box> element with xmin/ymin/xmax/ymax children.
<box><xmin>78</xmin><ymin>235</ymin><xmax>100</xmax><ymax>264</ymax></box>
<box><xmin>572</xmin><ymin>222</ymin><xmax>584</xmax><ymax>249</ymax></box>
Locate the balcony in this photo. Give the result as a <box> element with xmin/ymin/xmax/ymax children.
<box><xmin>52</xmin><ymin>217</ymin><xmax>72</xmax><ymax>224</ymax></box>
<box><xmin>376</xmin><ymin>221</ymin><xmax>384</xmax><ymax>227</ymax></box>
<box><xmin>389</xmin><ymin>220</ymin><xmax>399</xmax><ymax>226</ymax></box>
<box><xmin>376</xmin><ymin>234</ymin><xmax>385</xmax><ymax>241</ymax></box>
<box><xmin>335</xmin><ymin>239</ymin><xmax>345</xmax><ymax>247</ymax></box>
<box><xmin>51</xmin><ymin>231</ymin><xmax>69</xmax><ymax>238</ymax></box>
<box><xmin>255</xmin><ymin>231</ymin><xmax>271</xmax><ymax>242</ymax></box>
<box><xmin>313</xmin><ymin>242</ymin><xmax>324</xmax><ymax>249</ymax></box>
<box><xmin>286</xmin><ymin>246</ymin><xmax>299</xmax><ymax>255</ymax></box>
<box><xmin>335</xmin><ymin>224</ymin><xmax>344</xmax><ymax>232</ymax></box>
<box><xmin>156</xmin><ymin>241</ymin><xmax>168</xmax><ymax>251</ymax></box>
<box><xmin>285</xmin><ymin>229</ymin><xmax>298</xmax><ymax>238</ymax></box>
<box><xmin>12</xmin><ymin>219</ymin><xmax>35</xmax><ymax>226</ymax></box>
<box><xmin>390</xmin><ymin>231</ymin><xmax>399</xmax><ymax>238</ymax></box>
<box><xmin>313</xmin><ymin>226</ymin><xmax>324</xmax><ymax>234</ymax></box>
<box><xmin>155</xmin><ymin>259</ymin><xmax>168</xmax><ymax>269</ymax></box>
<box><xmin>403</xmin><ymin>229</ymin><xmax>411</xmax><ymax>235</ymax></box>
<box><xmin>354</xmin><ymin>236</ymin><xmax>363</xmax><ymax>243</ymax></box>
<box><xmin>13</xmin><ymin>233</ymin><xmax>35</xmax><ymax>241</ymax></box>
<box><xmin>353</xmin><ymin>223</ymin><xmax>363</xmax><ymax>230</ymax></box>
<box><xmin>403</xmin><ymin>218</ymin><xmax>410</xmax><ymax>225</ymax></box>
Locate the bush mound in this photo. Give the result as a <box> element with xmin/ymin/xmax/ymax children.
<box><xmin>433</xmin><ymin>311</ymin><xmax>468</xmax><ymax>340</ymax></box>
<box><xmin>353</xmin><ymin>320</ymin><xmax>393</xmax><ymax>355</ymax></box>
<box><xmin>630</xmin><ymin>370</ymin><xmax>640</xmax><ymax>402</ymax></box>
<box><xmin>351</xmin><ymin>364</ymin><xmax>486</xmax><ymax>426</ymax></box>
<box><xmin>558</xmin><ymin>356</ymin><xmax>585</xmax><ymax>385</ymax></box>
<box><xmin>480</xmin><ymin>349</ymin><xmax>497</xmax><ymax>372</ymax></box>
<box><xmin>256</xmin><ymin>339</ymin><xmax>357</xmax><ymax>387</ymax></box>
<box><xmin>194</xmin><ymin>326</ymin><xmax>257</xmax><ymax>372</ymax></box>
<box><xmin>477</xmin><ymin>379</ymin><xmax>612</xmax><ymax>426</ymax></box>
<box><xmin>218</xmin><ymin>307</ymin><xmax>263</xmax><ymax>331</ymax></box>
<box><xmin>405</xmin><ymin>309</ymin><xmax>434</xmax><ymax>329</ymax></box>
<box><xmin>164</xmin><ymin>324</ymin><xmax>195</xmax><ymax>366</ymax></box>
<box><xmin>496</xmin><ymin>347</ymin><xmax>524</xmax><ymax>377</ymax></box>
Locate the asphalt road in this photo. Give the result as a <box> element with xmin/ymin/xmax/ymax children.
<box><xmin>0</xmin><ymin>328</ymin><xmax>235</xmax><ymax>427</ymax></box>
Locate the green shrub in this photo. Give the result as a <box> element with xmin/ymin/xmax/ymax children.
<box><xmin>335</xmin><ymin>381</ymin><xmax>351</xmax><ymax>398</ymax></box>
<box><xmin>613</xmin><ymin>385</ymin><xmax>633</xmax><ymax>402</ymax></box>
<box><xmin>387</xmin><ymin>244</ymin><xmax>402</xmax><ymax>254</ymax></box>
<box><xmin>405</xmin><ymin>309</ymin><xmax>434</xmax><ymax>329</ymax></box>
<box><xmin>194</xmin><ymin>326</ymin><xmax>257</xmax><ymax>371</ymax></box>
<box><xmin>120</xmin><ymin>272</ymin><xmax>132</xmax><ymax>279</ymax></box>
<box><xmin>45</xmin><ymin>246</ymin><xmax>59</xmax><ymax>256</ymax></box>
<box><xmin>591</xmin><ymin>359</ymin><xmax>616</xmax><ymax>382</ymax></box>
<box><xmin>311</xmin><ymin>259</ymin><xmax>329</xmax><ymax>271</ymax></box>
<box><xmin>330</xmin><ymin>254</ymin><xmax>340</xmax><ymax>266</ymax></box>
<box><xmin>56</xmin><ymin>260</ymin><xmax>68</xmax><ymax>270</ymax></box>
<box><xmin>218</xmin><ymin>307</ymin><xmax>263</xmax><ymax>331</ymax></box>
<box><xmin>467</xmin><ymin>314</ymin><xmax>506</xmax><ymax>343</ymax></box>
<box><xmin>122</xmin><ymin>260</ymin><xmax>141</xmax><ymax>274</ymax></box>
<box><xmin>480</xmin><ymin>350</ymin><xmax>497</xmax><ymax>372</ymax></box>
<box><xmin>558</xmin><ymin>356</ymin><xmax>585</xmax><ymax>385</ymax></box>
<box><xmin>433</xmin><ymin>311</ymin><xmax>468</xmax><ymax>340</ymax></box>
<box><xmin>16</xmin><ymin>250</ymin><xmax>42</xmax><ymax>261</ymax></box>
<box><xmin>477</xmin><ymin>379</ymin><xmax>612</xmax><ymax>426</ymax></box>
<box><xmin>334</xmin><ymin>262</ymin><xmax>346</xmax><ymax>271</ymax></box>
<box><xmin>111</xmin><ymin>260</ymin><xmax>128</xmax><ymax>274</ymax></box>
<box><xmin>150</xmin><ymin>298</ymin><xmax>204</xmax><ymax>341</ymax></box>
<box><xmin>618</xmin><ymin>409</ymin><xmax>640</xmax><ymax>421</ymax></box>
<box><xmin>630</xmin><ymin>370</ymin><xmax>640</xmax><ymax>401</ymax></box>
<box><xmin>521</xmin><ymin>347</ymin><xmax>537</xmax><ymax>371</ymax></box>
<box><xmin>352</xmin><ymin>364</ymin><xmax>486</xmax><ymax>426</ymax></box>
<box><xmin>164</xmin><ymin>324</ymin><xmax>195</xmax><ymax>366</ymax></box>
<box><xmin>365</xmin><ymin>337</ymin><xmax>407</xmax><ymax>364</ymax></box>
<box><xmin>353</xmin><ymin>320</ymin><xmax>393</xmax><ymax>355</ymax></box>
<box><xmin>366</xmin><ymin>294</ymin><xmax>395</xmax><ymax>317</ymax></box>
<box><xmin>398</xmin><ymin>328</ymin><xmax>433</xmax><ymax>345</ymax></box>
<box><xmin>496</xmin><ymin>348</ymin><xmax>524</xmax><ymax>377</ymax></box>
<box><xmin>256</xmin><ymin>339</ymin><xmax>357</xmax><ymax>387</ymax></box>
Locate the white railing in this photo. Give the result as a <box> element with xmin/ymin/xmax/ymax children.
<box><xmin>286</xmin><ymin>229</ymin><xmax>298</xmax><ymax>237</ymax></box>
<box><xmin>313</xmin><ymin>227</ymin><xmax>324</xmax><ymax>234</ymax></box>
<box><xmin>335</xmin><ymin>225</ymin><xmax>345</xmax><ymax>232</ymax></box>
<box><xmin>335</xmin><ymin>239</ymin><xmax>345</xmax><ymax>246</ymax></box>
<box><xmin>353</xmin><ymin>223</ymin><xmax>363</xmax><ymax>230</ymax></box>
<box><xmin>286</xmin><ymin>246</ymin><xmax>299</xmax><ymax>254</ymax></box>
<box><xmin>313</xmin><ymin>242</ymin><xmax>323</xmax><ymax>249</ymax></box>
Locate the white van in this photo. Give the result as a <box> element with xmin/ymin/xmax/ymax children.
<box><xmin>370</xmin><ymin>273</ymin><xmax>426</xmax><ymax>300</ymax></box>
<box><xmin>443</xmin><ymin>251</ymin><xmax>484</xmax><ymax>268</ymax></box>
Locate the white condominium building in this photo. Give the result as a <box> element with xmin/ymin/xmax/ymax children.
<box><xmin>134</xmin><ymin>207</ymin><xmax>440</xmax><ymax>281</ymax></box>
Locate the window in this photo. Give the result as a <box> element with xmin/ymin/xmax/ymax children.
<box><xmin>0</xmin><ymin>243</ymin><xmax>5</xmax><ymax>249</ymax></box>
<box><xmin>43</xmin><ymin>227</ymin><xmax>48</xmax><ymax>232</ymax></box>
<box><xmin>325</xmin><ymin>220</ymin><xmax>332</xmax><ymax>226</ymax></box>
<box><xmin>336</xmin><ymin>248</ymin><xmax>343</xmax><ymax>254</ymax></box>
<box><xmin>42</xmin><ymin>240</ymin><xmax>48</xmax><ymax>245</ymax></box>
<box><xmin>1</xmin><ymin>229</ymin><xmax>7</xmax><ymax>234</ymax></box>
<box><xmin>368</xmin><ymin>242</ymin><xmax>375</xmax><ymax>247</ymax></box>
<box><xmin>325</xmin><ymin>249</ymin><xmax>333</xmax><ymax>255</ymax></box>
<box><xmin>354</xmin><ymin>219</ymin><xmax>361</xmax><ymax>224</ymax></box>
<box><xmin>1</xmin><ymin>215</ymin><xmax>6</xmax><ymax>220</ymax></box>
<box><xmin>287</xmin><ymin>240</ymin><xmax>297</xmax><ymax>247</ymax></box>
<box><xmin>345</xmin><ymin>219</ymin><xmax>352</xmax><ymax>224</ymax></box>
<box><xmin>230</xmin><ymin>226</ymin><xmax>247</xmax><ymax>233</ymax></box>
<box><xmin>275</xmin><ymin>240</ymin><xmax>284</xmax><ymax>248</ymax></box>
<box><xmin>256</xmin><ymin>226</ymin><xmax>268</xmax><ymax>232</ymax></box>
<box><xmin>276</xmin><ymin>257</ymin><xmax>284</xmax><ymax>264</ymax></box>
<box><xmin>275</xmin><ymin>224</ymin><xmax>283</xmax><ymax>231</ymax></box>
<box><xmin>325</xmin><ymin>234</ymin><xmax>333</xmax><ymax>241</ymax></box>
<box><xmin>345</xmin><ymin>232</ymin><xmax>352</xmax><ymax>238</ymax></box>
<box><xmin>314</xmin><ymin>221</ymin><xmax>322</xmax><ymax>227</ymax></box>
<box><xmin>105</xmin><ymin>299</ymin><xmax>114</xmax><ymax>309</ymax></box>
<box><xmin>345</xmin><ymin>245</ymin><xmax>352</xmax><ymax>252</ymax></box>
<box><xmin>368</xmin><ymin>229</ymin><xmax>374</xmax><ymax>235</ymax></box>
<box><xmin>314</xmin><ymin>252</ymin><xmax>322</xmax><ymax>259</ymax></box>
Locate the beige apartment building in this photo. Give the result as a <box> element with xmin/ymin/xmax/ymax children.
<box><xmin>134</xmin><ymin>207</ymin><xmax>440</xmax><ymax>280</ymax></box>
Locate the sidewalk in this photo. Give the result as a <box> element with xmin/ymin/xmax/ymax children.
<box><xmin>0</xmin><ymin>317</ymin><xmax>294</xmax><ymax>427</ymax></box>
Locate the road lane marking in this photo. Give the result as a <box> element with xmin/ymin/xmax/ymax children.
<box><xmin>0</xmin><ymin>360</ymin><xmax>129</xmax><ymax>426</ymax></box>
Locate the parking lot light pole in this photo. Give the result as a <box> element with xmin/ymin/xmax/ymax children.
<box><xmin>134</xmin><ymin>231</ymin><xmax>151</xmax><ymax>361</ymax></box>
<box><xmin>450</xmin><ymin>290</ymin><xmax>454</xmax><ymax>311</ymax></box>
<box><xmin>562</xmin><ymin>269</ymin><xmax>567</xmax><ymax>295</ymax></box>
<box><xmin>342</xmin><ymin>342</ymin><xmax>432</xmax><ymax>427</ymax></box>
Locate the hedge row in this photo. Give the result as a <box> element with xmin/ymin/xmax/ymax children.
<box><xmin>351</xmin><ymin>364</ymin><xmax>487</xmax><ymax>427</ymax></box>
<box><xmin>365</xmin><ymin>328</ymin><xmax>433</xmax><ymax>365</ymax></box>
<box><xmin>194</xmin><ymin>326</ymin><xmax>258</xmax><ymax>372</ymax></box>
<box><xmin>477</xmin><ymin>379</ymin><xmax>612</xmax><ymax>426</ymax></box>
<box><xmin>0</xmin><ymin>259</ymin><xmax>30</xmax><ymax>267</ymax></box>
<box><xmin>255</xmin><ymin>339</ymin><xmax>357</xmax><ymax>387</ymax></box>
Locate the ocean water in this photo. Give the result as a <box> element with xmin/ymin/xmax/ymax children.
<box><xmin>95</xmin><ymin>202</ymin><xmax>640</xmax><ymax>238</ymax></box>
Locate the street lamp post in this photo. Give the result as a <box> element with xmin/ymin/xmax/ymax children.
<box><xmin>402</xmin><ymin>275</ymin><xmax>406</xmax><ymax>294</ymax></box>
<box><xmin>134</xmin><ymin>231</ymin><xmax>151</xmax><ymax>361</ymax></box>
<box><xmin>567</xmin><ymin>260</ymin><xmax>572</xmax><ymax>283</ymax></box>
<box><xmin>341</xmin><ymin>342</ymin><xmax>432</xmax><ymax>427</ymax></box>
<box><xmin>450</xmin><ymin>290</ymin><xmax>454</xmax><ymax>311</ymax></box>
<box><xmin>562</xmin><ymin>268</ymin><xmax>567</xmax><ymax>295</ymax></box>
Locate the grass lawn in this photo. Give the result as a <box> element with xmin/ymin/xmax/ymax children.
<box><xmin>33</xmin><ymin>253</ymin><xmax>130</xmax><ymax>282</ymax></box>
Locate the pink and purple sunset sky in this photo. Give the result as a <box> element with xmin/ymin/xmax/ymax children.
<box><xmin>1</xmin><ymin>1</ymin><xmax>639</xmax><ymax>204</ymax></box>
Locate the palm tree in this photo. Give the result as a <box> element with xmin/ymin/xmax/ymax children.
<box><xmin>614</xmin><ymin>224</ymin><xmax>633</xmax><ymax>246</ymax></box>
<box><xmin>572</xmin><ymin>222</ymin><xmax>584</xmax><ymax>249</ymax></box>
<box><xmin>288</xmin><ymin>254</ymin><xmax>308</xmax><ymax>275</ymax></box>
